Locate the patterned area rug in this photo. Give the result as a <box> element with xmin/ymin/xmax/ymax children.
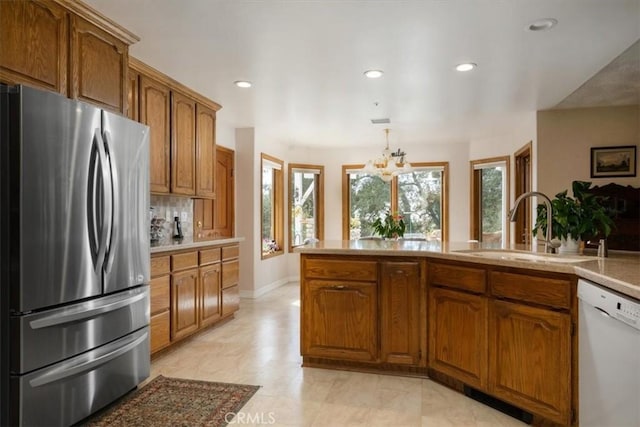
<box><xmin>83</xmin><ymin>375</ymin><xmax>260</xmax><ymax>427</ymax></box>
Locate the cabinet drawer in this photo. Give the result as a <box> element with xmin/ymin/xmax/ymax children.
<box><xmin>222</xmin><ymin>245</ymin><xmax>239</xmax><ymax>260</ymax></box>
<box><xmin>222</xmin><ymin>285</ymin><xmax>239</xmax><ymax>317</ymax></box>
<box><xmin>171</xmin><ymin>251</ymin><xmax>198</xmax><ymax>271</ymax></box>
<box><xmin>200</xmin><ymin>248</ymin><xmax>221</xmax><ymax>265</ymax></box>
<box><xmin>150</xmin><ymin>311</ymin><xmax>170</xmax><ymax>354</ymax></box>
<box><xmin>429</xmin><ymin>262</ymin><xmax>486</xmax><ymax>293</ymax></box>
<box><xmin>304</xmin><ymin>258</ymin><xmax>377</xmax><ymax>281</ymax></box>
<box><xmin>151</xmin><ymin>255</ymin><xmax>170</xmax><ymax>277</ymax></box>
<box><xmin>222</xmin><ymin>259</ymin><xmax>239</xmax><ymax>289</ymax></box>
<box><xmin>150</xmin><ymin>275</ymin><xmax>170</xmax><ymax>315</ymax></box>
<box><xmin>490</xmin><ymin>271</ymin><xmax>571</xmax><ymax>309</ymax></box>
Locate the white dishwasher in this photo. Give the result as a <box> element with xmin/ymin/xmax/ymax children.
<box><xmin>578</xmin><ymin>279</ymin><xmax>640</xmax><ymax>427</ymax></box>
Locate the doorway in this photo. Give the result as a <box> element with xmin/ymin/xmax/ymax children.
<box><xmin>514</xmin><ymin>142</ymin><xmax>532</xmax><ymax>245</ymax></box>
<box><xmin>470</xmin><ymin>156</ymin><xmax>510</xmax><ymax>245</ymax></box>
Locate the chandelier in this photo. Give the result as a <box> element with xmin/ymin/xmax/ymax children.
<box><xmin>362</xmin><ymin>128</ymin><xmax>411</xmax><ymax>182</ymax></box>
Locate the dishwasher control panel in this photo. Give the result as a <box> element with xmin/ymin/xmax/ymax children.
<box><xmin>616</xmin><ymin>300</ymin><xmax>640</xmax><ymax>327</ymax></box>
<box><xmin>578</xmin><ymin>279</ymin><xmax>640</xmax><ymax>331</ymax></box>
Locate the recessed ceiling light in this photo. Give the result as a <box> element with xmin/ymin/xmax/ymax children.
<box><xmin>234</xmin><ymin>80</ymin><xmax>252</xmax><ymax>88</ymax></box>
<box><xmin>455</xmin><ymin>63</ymin><xmax>477</xmax><ymax>72</ymax></box>
<box><xmin>364</xmin><ymin>70</ymin><xmax>384</xmax><ymax>79</ymax></box>
<box><xmin>527</xmin><ymin>18</ymin><xmax>557</xmax><ymax>32</ymax></box>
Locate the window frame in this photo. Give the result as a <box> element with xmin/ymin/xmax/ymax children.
<box><xmin>469</xmin><ymin>156</ymin><xmax>510</xmax><ymax>244</ymax></box>
<box><xmin>261</xmin><ymin>153</ymin><xmax>285</xmax><ymax>259</ymax></box>
<box><xmin>342</xmin><ymin>162</ymin><xmax>449</xmax><ymax>241</ymax></box>
<box><xmin>288</xmin><ymin>163</ymin><xmax>324</xmax><ymax>252</ymax></box>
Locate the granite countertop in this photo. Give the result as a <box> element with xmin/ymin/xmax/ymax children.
<box><xmin>150</xmin><ymin>236</ymin><xmax>244</xmax><ymax>254</ymax></box>
<box><xmin>294</xmin><ymin>240</ymin><xmax>640</xmax><ymax>300</ymax></box>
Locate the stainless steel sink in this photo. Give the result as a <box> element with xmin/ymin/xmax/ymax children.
<box><xmin>456</xmin><ymin>249</ymin><xmax>592</xmax><ymax>264</ymax></box>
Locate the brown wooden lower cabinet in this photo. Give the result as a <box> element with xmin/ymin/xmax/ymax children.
<box><xmin>222</xmin><ymin>285</ymin><xmax>240</xmax><ymax>317</ymax></box>
<box><xmin>302</xmin><ymin>279</ymin><xmax>378</xmax><ymax>362</ymax></box>
<box><xmin>380</xmin><ymin>261</ymin><xmax>422</xmax><ymax>366</ymax></box>
<box><xmin>426</xmin><ymin>260</ymin><xmax>575</xmax><ymax>425</ymax></box>
<box><xmin>151</xmin><ymin>243</ymin><xmax>240</xmax><ymax>354</ymax></box>
<box><xmin>171</xmin><ymin>267</ymin><xmax>200</xmax><ymax>340</ymax></box>
<box><xmin>199</xmin><ymin>263</ymin><xmax>221</xmax><ymax>326</ymax></box>
<box><xmin>300</xmin><ymin>255</ymin><xmax>575</xmax><ymax>425</ymax></box>
<box><xmin>150</xmin><ymin>311</ymin><xmax>171</xmax><ymax>353</ymax></box>
<box><xmin>488</xmin><ymin>299</ymin><xmax>572</xmax><ymax>425</ymax></box>
<box><xmin>428</xmin><ymin>286</ymin><xmax>488</xmax><ymax>389</ymax></box>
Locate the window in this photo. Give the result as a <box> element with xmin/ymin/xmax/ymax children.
<box><xmin>470</xmin><ymin>156</ymin><xmax>510</xmax><ymax>246</ymax></box>
<box><xmin>261</xmin><ymin>153</ymin><xmax>284</xmax><ymax>258</ymax></box>
<box><xmin>288</xmin><ymin>164</ymin><xmax>324</xmax><ymax>251</ymax></box>
<box><xmin>342</xmin><ymin>162</ymin><xmax>448</xmax><ymax>241</ymax></box>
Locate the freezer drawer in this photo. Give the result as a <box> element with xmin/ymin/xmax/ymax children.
<box><xmin>11</xmin><ymin>286</ymin><xmax>149</xmax><ymax>374</ymax></box>
<box><xmin>10</xmin><ymin>327</ymin><xmax>150</xmax><ymax>426</ymax></box>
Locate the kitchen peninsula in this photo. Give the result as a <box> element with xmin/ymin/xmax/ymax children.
<box><xmin>295</xmin><ymin>240</ymin><xmax>640</xmax><ymax>425</ymax></box>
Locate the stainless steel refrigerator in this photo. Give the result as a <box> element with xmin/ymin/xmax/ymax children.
<box><xmin>0</xmin><ymin>85</ymin><xmax>151</xmax><ymax>426</ymax></box>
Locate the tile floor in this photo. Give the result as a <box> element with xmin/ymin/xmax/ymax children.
<box><xmin>149</xmin><ymin>282</ymin><xmax>525</xmax><ymax>426</ymax></box>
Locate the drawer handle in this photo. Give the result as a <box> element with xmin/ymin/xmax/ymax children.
<box><xmin>333</xmin><ymin>285</ymin><xmax>346</xmax><ymax>290</ymax></box>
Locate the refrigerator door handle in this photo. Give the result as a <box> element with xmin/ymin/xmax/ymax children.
<box><xmin>88</xmin><ymin>130</ymin><xmax>105</xmax><ymax>270</ymax></box>
<box><xmin>28</xmin><ymin>291</ymin><xmax>147</xmax><ymax>329</ymax></box>
<box><xmin>103</xmin><ymin>130</ymin><xmax>118</xmax><ymax>274</ymax></box>
<box><xmin>91</xmin><ymin>129</ymin><xmax>113</xmax><ymax>273</ymax></box>
<box><xmin>28</xmin><ymin>330</ymin><xmax>148</xmax><ymax>387</ymax></box>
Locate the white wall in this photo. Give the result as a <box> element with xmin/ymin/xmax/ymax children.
<box><xmin>468</xmin><ymin>112</ymin><xmax>538</xmax><ymax>243</ymax></box>
<box><xmin>537</xmin><ymin>106</ymin><xmax>640</xmax><ymax>197</ymax></box>
<box><xmin>236</xmin><ymin>128</ymin><xmax>298</xmax><ymax>298</ymax></box>
<box><xmin>216</xmin><ymin>122</ymin><xmax>236</xmax><ymax>150</ymax></box>
<box><xmin>235</xmin><ymin>128</ymin><xmax>255</xmax><ymax>295</ymax></box>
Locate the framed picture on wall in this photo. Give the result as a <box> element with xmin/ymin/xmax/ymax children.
<box><xmin>590</xmin><ymin>145</ymin><xmax>637</xmax><ymax>178</ymax></box>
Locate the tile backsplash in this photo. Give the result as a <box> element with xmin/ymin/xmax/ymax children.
<box><xmin>150</xmin><ymin>195</ymin><xmax>193</xmax><ymax>239</ymax></box>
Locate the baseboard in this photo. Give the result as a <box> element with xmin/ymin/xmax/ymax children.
<box><xmin>239</xmin><ymin>276</ymin><xmax>298</xmax><ymax>299</ymax></box>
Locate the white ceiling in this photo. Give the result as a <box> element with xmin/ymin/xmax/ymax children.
<box><xmin>87</xmin><ymin>0</ymin><xmax>640</xmax><ymax>148</ymax></box>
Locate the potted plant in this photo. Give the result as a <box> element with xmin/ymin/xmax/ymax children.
<box><xmin>372</xmin><ymin>211</ymin><xmax>406</xmax><ymax>239</ymax></box>
<box><xmin>533</xmin><ymin>181</ymin><xmax>615</xmax><ymax>254</ymax></box>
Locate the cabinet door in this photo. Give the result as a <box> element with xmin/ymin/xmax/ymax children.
<box><xmin>428</xmin><ymin>287</ymin><xmax>488</xmax><ymax>389</ymax></box>
<box><xmin>140</xmin><ymin>75</ymin><xmax>171</xmax><ymax>193</ymax></box>
<box><xmin>195</xmin><ymin>103</ymin><xmax>216</xmax><ymax>198</ymax></box>
<box><xmin>222</xmin><ymin>285</ymin><xmax>240</xmax><ymax>317</ymax></box>
<box><xmin>199</xmin><ymin>263</ymin><xmax>221</xmax><ymax>327</ymax></box>
<box><xmin>380</xmin><ymin>261</ymin><xmax>422</xmax><ymax>366</ymax></box>
<box><xmin>222</xmin><ymin>259</ymin><xmax>239</xmax><ymax>289</ymax></box>
<box><xmin>214</xmin><ymin>146</ymin><xmax>235</xmax><ymax>237</ymax></box>
<box><xmin>171</xmin><ymin>268</ymin><xmax>199</xmax><ymax>341</ymax></box>
<box><xmin>127</xmin><ymin>67</ymin><xmax>139</xmax><ymax>121</ymax></box>
<box><xmin>488</xmin><ymin>300</ymin><xmax>571</xmax><ymax>425</ymax></box>
<box><xmin>302</xmin><ymin>280</ymin><xmax>378</xmax><ymax>362</ymax></box>
<box><xmin>150</xmin><ymin>310</ymin><xmax>170</xmax><ymax>354</ymax></box>
<box><xmin>70</xmin><ymin>16</ymin><xmax>127</xmax><ymax>113</ymax></box>
<box><xmin>171</xmin><ymin>92</ymin><xmax>196</xmax><ymax>195</ymax></box>
<box><xmin>0</xmin><ymin>0</ymin><xmax>68</xmax><ymax>94</ymax></box>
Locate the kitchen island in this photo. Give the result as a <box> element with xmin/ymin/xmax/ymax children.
<box><xmin>295</xmin><ymin>240</ymin><xmax>640</xmax><ymax>426</ymax></box>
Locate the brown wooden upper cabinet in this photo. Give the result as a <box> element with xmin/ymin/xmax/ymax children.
<box><xmin>196</xmin><ymin>104</ymin><xmax>216</xmax><ymax>198</ymax></box>
<box><xmin>130</xmin><ymin>58</ymin><xmax>221</xmax><ymax>198</ymax></box>
<box><xmin>171</xmin><ymin>92</ymin><xmax>197</xmax><ymax>196</ymax></box>
<box><xmin>0</xmin><ymin>0</ymin><xmax>138</xmax><ymax>114</ymax></box>
<box><xmin>139</xmin><ymin>74</ymin><xmax>171</xmax><ymax>194</ymax></box>
<box><xmin>0</xmin><ymin>0</ymin><xmax>69</xmax><ymax>94</ymax></box>
<box><xmin>70</xmin><ymin>16</ymin><xmax>127</xmax><ymax>113</ymax></box>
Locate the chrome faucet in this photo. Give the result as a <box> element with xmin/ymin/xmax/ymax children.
<box><xmin>509</xmin><ymin>191</ymin><xmax>560</xmax><ymax>253</ymax></box>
